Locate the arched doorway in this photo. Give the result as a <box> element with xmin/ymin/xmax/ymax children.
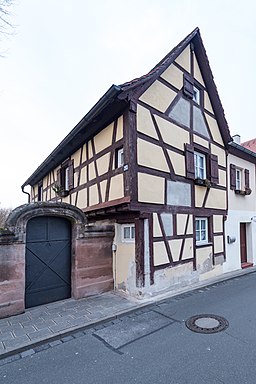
<box><xmin>25</xmin><ymin>216</ymin><xmax>71</xmax><ymax>308</ymax></box>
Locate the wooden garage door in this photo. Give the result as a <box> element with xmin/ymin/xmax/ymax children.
<box><xmin>25</xmin><ymin>216</ymin><xmax>71</xmax><ymax>308</ymax></box>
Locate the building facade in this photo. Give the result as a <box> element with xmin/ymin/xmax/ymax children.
<box><xmin>21</xmin><ymin>28</ymin><xmax>234</xmax><ymax>304</ymax></box>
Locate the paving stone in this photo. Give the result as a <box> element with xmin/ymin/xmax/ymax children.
<box><xmin>0</xmin><ymin>354</ymin><xmax>21</xmax><ymax>365</ymax></box>
<box><xmin>33</xmin><ymin>343</ymin><xmax>50</xmax><ymax>353</ymax></box>
<box><xmin>28</xmin><ymin>328</ymin><xmax>53</xmax><ymax>341</ymax></box>
<box><xmin>12</xmin><ymin>325</ymin><xmax>37</xmax><ymax>337</ymax></box>
<box><xmin>0</xmin><ymin>332</ymin><xmax>15</xmax><ymax>341</ymax></box>
<box><xmin>61</xmin><ymin>335</ymin><xmax>74</xmax><ymax>343</ymax></box>
<box><xmin>3</xmin><ymin>335</ymin><xmax>30</xmax><ymax>350</ymax></box>
<box><xmin>49</xmin><ymin>340</ymin><xmax>63</xmax><ymax>347</ymax></box>
<box><xmin>49</xmin><ymin>323</ymin><xmax>71</xmax><ymax>333</ymax></box>
<box><xmin>0</xmin><ymin>341</ymin><xmax>5</xmax><ymax>352</ymax></box>
<box><xmin>67</xmin><ymin>317</ymin><xmax>87</xmax><ymax>327</ymax></box>
<box><xmin>72</xmin><ymin>331</ymin><xmax>85</xmax><ymax>339</ymax></box>
<box><xmin>20</xmin><ymin>349</ymin><xmax>35</xmax><ymax>358</ymax></box>
<box><xmin>34</xmin><ymin>320</ymin><xmax>56</xmax><ymax>330</ymax></box>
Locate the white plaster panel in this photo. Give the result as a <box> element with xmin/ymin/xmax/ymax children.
<box><xmin>182</xmin><ymin>238</ymin><xmax>194</xmax><ymax>260</ymax></box>
<box><xmin>154</xmin><ymin>114</ymin><xmax>190</xmax><ymax>150</ymax></box>
<box><xmin>213</xmin><ymin>215</ymin><xmax>223</xmax><ymax>233</ymax></box>
<box><xmin>138</xmin><ymin>173</ymin><xmax>165</xmax><ymax>204</ymax></box>
<box><xmin>77</xmin><ymin>189</ymin><xmax>87</xmax><ymax>209</ymax></box>
<box><xmin>89</xmin><ymin>184</ymin><xmax>99</xmax><ymax>206</ymax></box>
<box><xmin>167</xmin><ymin>181</ymin><xmax>191</xmax><ymax>206</ymax></box>
<box><xmin>218</xmin><ymin>169</ymin><xmax>226</xmax><ymax>187</ymax></box>
<box><xmin>80</xmin><ymin>166</ymin><xmax>87</xmax><ymax>185</ymax></box>
<box><xmin>169</xmin><ymin>239</ymin><xmax>182</xmax><ymax>262</ymax></box>
<box><xmin>167</xmin><ymin>150</ymin><xmax>186</xmax><ymax>176</ymax></box>
<box><xmin>211</xmin><ymin>144</ymin><xmax>226</xmax><ymax>167</ymax></box>
<box><xmin>176</xmin><ymin>214</ymin><xmax>187</xmax><ymax>236</ymax></box>
<box><xmin>153</xmin><ymin>213</ymin><xmax>162</xmax><ymax>237</ymax></box>
<box><xmin>193</xmin><ymin>134</ymin><xmax>209</xmax><ymax>148</ymax></box>
<box><xmin>137</xmin><ymin>138</ymin><xmax>169</xmax><ymax>172</ymax></box>
<box><xmin>161</xmin><ymin>213</ymin><xmax>173</xmax><ymax>237</ymax></box>
<box><xmin>153</xmin><ymin>242</ymin><xmax>169</xmax><ymax>266</ymax></box>
<box><xmin>214</xmin><ymin>235</ymin><xmax>224</xmax><ymax>253</ymax></box>
<box><xmin>206</xmin><ymin>114</ymin><xmax>224</xmax><ymax>145</ymax></box>
<box><xmin>137</xmin><ymin>104</ymin><xmax>158</xmax><ymax>140</ymax></box>
<box><xmin>116</xmin><ymin>116</ymin><xmax>123</xmax><ymax>142</ymax></box>
<box><xmin>204</xmin><ymin>92</ymin><xmax>214</xmax><ymax>114</ymax></box>
<box><xmin>89</xmin><ymin>162</ymin><xmax>96</xmax><ymax>181</ymax></box>
<box><xmin>97</xmin><ymin>153</ymin><xmax>110</xmax><ymax>176</ymax></box>
<box><xmin>195</xmin><ymin>186</ymin><xmax>207</xmax><ymax>208</ymax></box>
<box><xmin>109</xmin><ymin>174</ymin><xmax>124</xmax><ymax>201</ymax></box>
<box><xmin>175</xmin><ymin>45</ymin><xmax>190</xmax><ymax>72</ymax></box>
<box><xmin>160</xmin><ymin>64</ymin><xmax>183</xmax><ymax>90</ymax></box>
<box><xmin>205</xmin><ymin>189</ymin><xmax>227</xmax><ymax>210</ymax></box>
<box><xmin>139</xmin><ymin>80</ymin><xmax>177</xmax><ymax>113</ymax></box>
<box><xmin>193</xmin><ymin>54</ymin><xmax>205</xmax><ymax>86</ymax></box>
<box><xmin>100</xmin><ymin>180</ymin><xmax>107</xmax><ymax>202</ymax></box>
<box><xmin>94</xmin><ymin>122</ymin><xmax>114</xmax><ymax>154</ymax></box>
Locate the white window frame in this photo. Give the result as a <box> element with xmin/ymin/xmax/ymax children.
<box><xmin>117</xmin><ymin>147</ymin><xmax>124</xmax><ymax>168</ymax></box>
<box><xmin>194</xmin><ymin>151</ymin><xmax>206</xmax><ymax>179</ymax></box>
<box><xmin>193</xmin><ymin>86</ymin><xmax>200</xmax><ymax>104</ymax></box>
<box><xmin>121</xmin><ymin>224</ymin><xmax>135</xmax><ymax>243</ymax></box>
<box><xmin>235</xmin><ymin>168</ymin><xmax>242</xmax><ymax>190</ymax></box>
<box><xmin>195</xmin><ymin>218</ymin><xmax>208</xmax><ymax>245</ymax></box>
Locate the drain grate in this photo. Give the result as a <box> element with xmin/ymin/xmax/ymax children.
<box><xmin>185</xmin><ymin>314</ymin><xmax>229</xmax><ymax>334</ymax></box>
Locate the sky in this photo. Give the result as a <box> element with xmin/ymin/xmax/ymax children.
<box><xmin>0</xmin><ymin>0</ymin><xmax>256</xmax><ymax>208</ymax></box>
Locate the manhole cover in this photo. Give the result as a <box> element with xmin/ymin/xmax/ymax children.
<box><xmin>185</xmin><ymin>314</ymin><xmax>229</xmax><ymax>334</ymax></box>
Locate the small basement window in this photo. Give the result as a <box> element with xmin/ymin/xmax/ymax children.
<box><xmin>122</xmin><ymin>224</ymin><xmax>135</xmax><ymax>242</ymax></box>
<box><xmin>195</xmin><ymin>218</ymin><xmax>208</xmax><ymax>245</ymax></box>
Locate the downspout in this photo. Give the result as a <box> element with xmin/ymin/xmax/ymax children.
<box><xmin>21</xmin><ymin>185</ymin><xmax>30</xmax><ymax>203</ymax></box>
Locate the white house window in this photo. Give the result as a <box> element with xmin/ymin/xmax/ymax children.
<box><xmin>122</xmin><ymin>224</ymin><xmax>135</xmax><ymax>242</ymax></box>
<box><xmin>117</xmin><ymin>147</ymin><xmax>124</xmax><ymax>168</ymax></box>
<box><xmin>194</xmin><ymin>152</ymin><xmax>206</xmax><ymax>179</ymax></box>
<box><xmin>195</xmin><ymin>218</ymin><xmax>208</xmax><ymax>245</ymax></box>
<box><xmin>236</xmin><ymin>168</ymin><xmax>242</xmax><ymax>190</ymax></box>
<box><xmin>193</xmin><ymin>86</ymin><xmax>200</xmax><ymax>104</ymax></box>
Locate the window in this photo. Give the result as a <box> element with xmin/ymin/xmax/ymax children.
<box><xmin>116</xmin><ymin>147</ymin><xmax>124</xmax><ymax>168</ymax></box>
<box><xmin>195</xmin><ymin>218</ymin><xmax>208</xmax><ymax>245</ymax></box>
<box><xmin>194</xmin><ymin>152</ymin><xmax>206</xmax><ymax>179</ymax></box>
<box><xmin>235</xmin><ymin>168</ymin><xmax>242</xmax><ymax>190</ymax></box>
<box><xmin>122</xmin><ymin>224</ymin><xmax>135</xmax><ymax>242</ymax></box>
<box><xmin>193</xmin><ymin>86</ymin><xmax>200</xmax><ymax>104</ymax></box>
<box><xmin>56</xmin><ymin>160</ymin><xmax>74</xmax><ymax>195</ymax></box>
<box><xmin>38</xmin><ymin>182</ymin><xmax>43</xmax><ymax>201</ymax></box>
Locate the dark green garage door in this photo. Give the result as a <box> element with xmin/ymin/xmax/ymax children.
<box><xmin>25</xmin><ymin>216</ymin><xmax>71</xmax><ymax>308</ymax></box>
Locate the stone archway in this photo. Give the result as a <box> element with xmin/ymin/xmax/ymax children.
<box><xmin>0</xmin><ymin>202</ymin><xmax>114</xmax><ymax>319</ymax></box>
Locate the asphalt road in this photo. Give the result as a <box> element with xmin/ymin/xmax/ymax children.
<box><xmin>1</xmin><ymin>272</ymin><xmax>256</xmax><ymax>383</ymax></box>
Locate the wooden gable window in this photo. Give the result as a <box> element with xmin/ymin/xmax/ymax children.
<box><xmin>185</xmin><ymin>144</ymin><xmax>219</xmax><ymax>185</ymax></box>
<box><xmin>56</xmin><ymin>160</ymin><xmax>74</xmax><ymax>196</ymax></box>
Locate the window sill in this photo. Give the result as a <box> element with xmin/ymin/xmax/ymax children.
<box><xmin>234</xmin><ymin>189</ymin><xmax>252</xmax><ymax>196</ymax></box>
<box><xmin>196</xmin><ymin>242</ymin><xmax>213</xmax><ymax>248</ymax></box>
<box><xmin>194</xmin><ymin>178</ymin><xmax>211</xmax><ymax>188</ymax></box>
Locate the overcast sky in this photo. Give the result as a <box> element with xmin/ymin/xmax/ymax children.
<box><xmin>0</xmin><ymin>0</ymin><xmax>255</xmax><ymax>208</ymax></box>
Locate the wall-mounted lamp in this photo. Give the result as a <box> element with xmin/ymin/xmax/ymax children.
<box><xmin>251</xmin><ymin>216</ymin><xmax>256</xmax><ymax>222</ymax></box>
<box><xmin>227</xmin><ymin>235</ymin><xmax>236</xmax><ymax>244</ymax></box>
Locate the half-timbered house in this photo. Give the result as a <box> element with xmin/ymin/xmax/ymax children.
<box><xmin>22</xmin><ymin>28</ymin><xmax>233</xmax><ymax>300</ymax></box>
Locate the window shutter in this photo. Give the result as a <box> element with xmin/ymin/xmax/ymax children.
<box><xmin>57</xmin><ymin>168</ymin><xmax>61</xmax><ymax>186</ymax></box>
<box><xmin>185</xmin><ymin>143</ymin><xmax>195</xmax><ymax>179</ymax></box>
<box><xmin>68</xmin><ymin>161</ymin><xmax>74</xmax><ymax>190</ymax></box>
<box><xmin>245</xmin><ymin>169</ymin><xmax>250</xmax><ymax>189</ymax></box>
<box><xmin>210</xmin><ymin>154</ymin><xmax>219</xmax><ymax>184</ymax></box>
<box><xmin>183</xmin><ymin>73</ymin><xmax>194</xmax><ymax>99</ymax></box>
<box><xmin>230</xmin><ymin>164</ymin><xmax>236</xmax><ymax>190</ymax></box>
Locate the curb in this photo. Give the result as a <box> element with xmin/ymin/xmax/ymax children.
<box><xmin>1</xmin><ymin>266</ymin><xmax>256</xmax><ymax>363</ymax></box>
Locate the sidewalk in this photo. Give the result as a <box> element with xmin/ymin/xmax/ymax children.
<box><xmin>1</xmin><ymin>265</ymin><xmax>256</xmax><ymax>361</ymax></box>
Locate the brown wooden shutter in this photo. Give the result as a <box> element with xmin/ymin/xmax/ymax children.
<box><xmin>183</xmin><ymin>73</ymin><xmax>194</xmax><ymax>99</ymax></box>
<box><xmin>185</xmin><ymin>143</ymin><xmax>195</xmax><ymax>179</ymax></box>
<box><xmin>57</xmin><ymin>168</ymin><xmax>61</xmax><ymax>186</ymax></box>
<box><xmin>245</xmin><ymin>169</ymin><xmax>250</xmax><ymax>189</ymax></box>
<box><xmin>210</xmin><ymin>154</ymin><xmax>219</xmax><ymax>184</ymax></box>
<box><xmin>68</xmin><ymin>160</ymin><xmax>74</xmax><ymax>190</ymax></box>
<box><xmin>230</xmin><ymin>164</ymin><xmax>236</xmax><ymax>190</ymax></box>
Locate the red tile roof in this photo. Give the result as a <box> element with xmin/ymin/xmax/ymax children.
<box><xmin>241</xmin><ymin>138</ymin><xmax>256</xmax><ymax>153</ymax></box>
